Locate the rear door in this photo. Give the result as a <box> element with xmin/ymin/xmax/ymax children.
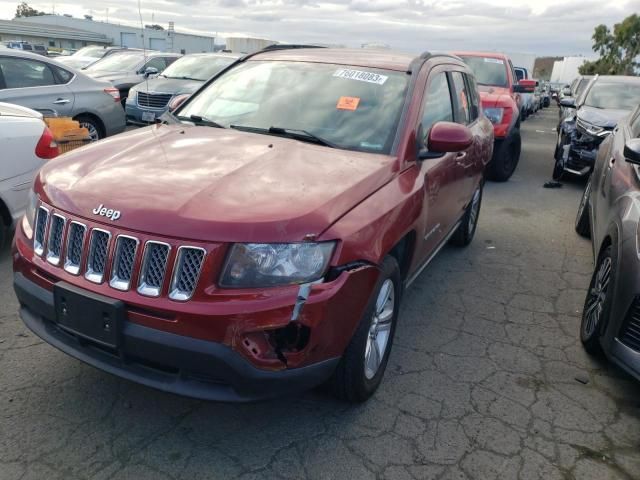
<box><xmin>414</xmin><ymin>68</ymin><xmax>461</xmax><ymax>257</ymax></box>
<box><xmin>0</xmin><ymin>56</ymin><xmax>75</xmax><ymax>117</ymax></box>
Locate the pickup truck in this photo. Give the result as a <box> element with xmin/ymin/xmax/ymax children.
<box><xmin>455</xmin><ymin>51</ymin><xmax>525</xmax><ymax>181</ymax></box>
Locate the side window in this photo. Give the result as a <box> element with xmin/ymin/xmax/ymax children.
<box><xmin>464</xmin><ymin>74</ymin><xmax>480</xmax><ymax>122</ymax></box>
<box><xmin>164</xmin><ymin>56</ymin><xmax>178</xmax><ymax>67</ymax></box>
<box><xmin>52</xmin><ymin>65</ymin><xmax>73</xmax><ymax>84</ymax></box>
<box><xmin>144</xmin><ymin>57</ymin><xmax>167</xmax><ymax>72</ymax></box>
<box><xmin>420</xmin><ymin>72</ymin><xmax>453</xmax><ymax>135</ymax></box>
<box><xmin>450</xmin><ymin>72</ymin><xmax>470</xmax><ymax>125</ymax></box>
<box><xmin>631</xmin><ymin>111</ymin><xmax>640</xmax><ymax>138</ymax></box>
<box><xmin>0</xmin><ymin>57</ymin><xmax>56</xmax><ymax>88</ymax></box>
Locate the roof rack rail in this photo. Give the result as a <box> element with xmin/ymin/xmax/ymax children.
<box><xmin>260</xmin><ymin>43</ymin><xmax>327</xmax><ymax>52</ymax></box>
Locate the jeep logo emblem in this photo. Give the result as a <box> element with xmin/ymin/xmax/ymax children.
<box><xmin>92</xmin><ymin>204</ymin><xmax>121</xmax><ymax>221</ymax></box>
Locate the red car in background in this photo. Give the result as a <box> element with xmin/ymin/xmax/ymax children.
<box><xmin>454</xmin><ymin>51</ymin><xmax>526</xmax><ymax>181</ymax></box>
<box><xmin>13</xmin><ymin>46</ymin><xmax>494</xmax><ymax>403</ymax></box>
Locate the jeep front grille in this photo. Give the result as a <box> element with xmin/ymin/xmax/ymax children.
<box><xmin>34</xmin><ymin>206</ymin><xmax>49</xmax><ymax>256</ymax></box>
<box><xmin>64</xmin><ymin>222</ymin><xmax>86</xmax><ymax>275</ymax></box>
<box><xmin>46</xmin><ymin>214</ymin><xmax>65</xmax><ymax>265</ymax></box>
<box><xmin>34</xmin><ymin>204</ymin><xmax>208</xmax><ymax>301</ymax></box>
<box><xmin>620</xmin><ymin>297</ymin><xmax>640</xmax><ymax>352</ymax></box>
<box><xmin>110</xmin><ymin>236</ymin><xmax>139</xmax><ymax>291</ymax></box>
<box><xmin>85</xmin><ymin>229</ymin><xmax>111</xmax><ymax>283</ymax></box>
<box><xmin>138</xmin><ymin>241</ymin><xmax>170</xmax><ymax>297</ymax></box>
<box><xmin>169</xmin><ymin>247</ymin><xmax>206</xmax><ymax>301</ymax></box>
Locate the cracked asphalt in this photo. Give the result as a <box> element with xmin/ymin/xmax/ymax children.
<box><xmin>2</xmin><ymin>107</ymin><xmax>640</xmax><ymax>480</ymax></box>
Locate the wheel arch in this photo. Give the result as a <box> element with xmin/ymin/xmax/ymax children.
<box><xmin>387</xmin><ymin>230</ymin><xmax>416</xmax><ymax>282</ymax></box>
<box><xmin>0</xmin><ymin>197</ymin><xmax>11</xmax><ymax>228</ymax></box>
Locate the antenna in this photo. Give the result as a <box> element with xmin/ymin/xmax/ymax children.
<box><xmin>138</xmin><ymin>0</ymin><xmax>150</xmax><ymax>97</ymax></box>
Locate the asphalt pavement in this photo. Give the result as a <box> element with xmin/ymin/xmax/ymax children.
<box><xmin>1</xmin><ymin>107</ymin><xmax>639</xmax><ymax>480</ymax></box>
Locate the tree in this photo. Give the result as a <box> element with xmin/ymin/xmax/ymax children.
<box><xmin>145</xmin><ymin>24</ymin><xmax>165</xmax><ymax>31</ymax></box>
<box><xmin>580</xmin><ymin>14</ymin><xmax>640</xmax><ymax>75</ymax></box>
<box><xmin>15</xmin><ymin>2</ymin><xmax>46</xmax><ymax>17</ymax></box>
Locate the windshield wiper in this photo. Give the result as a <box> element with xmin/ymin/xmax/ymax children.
<box><xmin>229</xmin><ymin>125</ymin><xmax>336</xmax><ymax>148</ymax></box>
<box><xmin>176</xmin><ymin>114</ymin><xmax>225</xmax><ymax>129</ymax></box>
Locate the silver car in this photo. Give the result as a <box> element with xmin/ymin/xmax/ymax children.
<box><xmin>0</xmin><ymin>49</ymin><xmax>125</xmax><ymax>140</ymax></box>
<box><xmin>84</xmin><ymin>50</ymin><xmax>182</xmax><ymax>106</ymax></box>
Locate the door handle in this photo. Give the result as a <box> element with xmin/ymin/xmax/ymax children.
<box><xmin>608</xmin><ymin>157</ymin><xmax>615</xmax><ymax>167</ymax></box>
<box><xmin>455</xmin><ymin>152</ymin><xmax>467</xmax><ymax>162</ymax></box>
<box><xmin>53</xmin><ymin>98</ymin><xmax>70</xmax><ymax>105</ymax></box>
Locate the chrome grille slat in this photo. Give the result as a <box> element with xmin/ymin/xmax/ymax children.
<box><xmin>110</xmin><ymin>235</ymin><xmax>139</xmax><ymax>291</ymax></box>
<box><xmin>34</xmin><ymin>206</ymin><xmax>49</xmax><ymax>256</ymax></box>
<box><xmin>137</xmin><ymin>92</ymin><xmax>172</xmax><ymax>109</ymax></box>
<box><xmin>46</xmin><ymin>214</ymin><xmax>65</xmax><ymax>265</ymax></box>
<box><xmin>64</xmin><ymin>222</ymin><xmax>86</xmax><ymax>275</ymax></box>
<box><xmin>138</xmin><ymin>241</ymin><xmax>170</xmax><ymax>297</ymax></box>
<box><xmin>169</xmin><ymin>247</ymin><xmax>206</xmax><ymax>301</ymax></box>
<box><xmin>85</xmin><ymin>229</ymin><xmax>111</xmax><ymax>284</ymax></box>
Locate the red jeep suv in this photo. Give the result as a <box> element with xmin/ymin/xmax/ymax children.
<box><xmin>13</xmin><ymin>46</ymin><xmax>493</xmax><ymax>402</ymax></box>
<box><xmin>454</xmin><ymin>52</ymin><xmax>525</xmax><ymax>181</ymax></box>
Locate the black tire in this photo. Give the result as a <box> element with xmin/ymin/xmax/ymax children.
<box><xmin>487</xmin><ymin>129</ymin><xmax>521</xmax><ymax>182</ymax></box>
<box><xmin>0</xmin><ymin>221</ymin><xmax>6</xmax><ymax>250</ymax></box>
<box><xmin>575</xmin><ymin>178</ymin><xmax>592</xmax><ymax>238</ymax></box>
<box><xmin>581</xmin><ymin>241</ymin><xmax>617</xmax><ymax>354</ymax></box>
<box><xmin>552</xmin><ymin>132</ymin><xmax>568</xmax><ymax>181</ymax></box>
<box><xmin>328</xmin><ymin>256</ymin><xmax>401</xmax><ymax>403</ymax></box>
<box><xmin>74</xmin><ymin>114</ymin><xmax>104</xmax><ymax>141</ymax></box>
<box><xmin>450</xmin><ymin>182</ymin><xmax>483</xmax><ymax>247</ymax></box>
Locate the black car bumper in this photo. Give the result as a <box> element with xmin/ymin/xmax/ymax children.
<box><xmin>13</xmin><ymin>273</ymin><xmax>339</xmax><ymax>402</ymax></box>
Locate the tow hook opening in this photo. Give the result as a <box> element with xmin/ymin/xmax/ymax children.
<box><xmin>241</xmin><ymin>323</ymin><xmax>311</xmax><ymax>366</ymax></box>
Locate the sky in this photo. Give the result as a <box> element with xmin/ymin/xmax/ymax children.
<box><xmin>0</xmin><ymin>0</ymin><xmax>639</xmax><ymax>56</ymax></box>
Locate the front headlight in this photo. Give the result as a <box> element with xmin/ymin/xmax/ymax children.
<box><xmin>22</xmin><ymin>189</ymin><xmax>38</xmax><ymax>240</ymax></box>
<box><xmin>220</xmin><ymin>242</ymin><xmax>336</xmax><ymax>288</ymax></box>
<box><xmin>484</xmin><ymin>108</ymin><xmax>504</xmax><ymax>125</ymax></box>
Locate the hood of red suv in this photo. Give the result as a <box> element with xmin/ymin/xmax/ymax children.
<box><xmin>478</xmin><ymin>85</ymin><xmax>511</xmax><ymax>109</ymax></box>
<box><xmin>37</xmin><ymin>124</ymin><xmax>396</xmax><ymax>243</ymax></box>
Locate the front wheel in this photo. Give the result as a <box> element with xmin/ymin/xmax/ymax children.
<box><xmin>487</xmin><ymin>130</ymin><xmax>521</xmax><ymax>182</ymax></box>
<box><xmin>575</xmin><ymin>179</ymin><xmax>591</xmax><ymax>238</ymax></box>
<box><xmin>552</xmin><ymin>132</ymin><xmax>568</xmax><ymax>180</ymax></box>
<box><xmin>328</xmin><ymin>256</ymin><xmax>401</xmax><ymax>403</ymax></box>
<box><xmin>581</xmin><ymin>243</ymin><xmax>616</xmax><ymax>354</ymax></box>
<box><xmin>450</xmin><ymin>183</ymin><xmax>483</xmax><ymax>247</ymax></box>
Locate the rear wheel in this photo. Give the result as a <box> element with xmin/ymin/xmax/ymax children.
<box><xmin>328</xmin><ymin>256</ymin><xmax>401</xmax><ymax>403</ymax></box>
<box><xmin>0</xmin><ymin>221</ymin><xmax>6</xmax><ymax>250</ymax></box>
<box><xmin>74</xmin><ymin>114</ymin><xmax>104</xmax><ymax>141</ymax></box>
<box><xmin>575</xmin><ymin>179</ymin><xmax>591</xmax><ymax>238</ymax></box>
<box><xmin>451</xmin><ymin>183</ymin><xmax>483</xmax><ymax>247</ymax></box>
<box><xmin>552</xmin><ymin>132</ymin><xmax>568</xmax><ymax>180</ymax></box>
<box><xmin>487</xmin><ymin>129</ymin><xmax>521</xmax><ymax>182</ymax></box>
<box><xmin>581</xmin><ymin>243</ymin><xmax>616</xmax><ymax>354</ymax></box>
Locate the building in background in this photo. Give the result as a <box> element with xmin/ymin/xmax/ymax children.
<box><xmin>550</xmin><ymin>56</ymin><xmax>593</xmax><ymax>84</ymax></box>
<box><xmin>10</xmin><ymin>14</ymin><xmax>216</xmax><ymax>53</ymax></box>
<box><xmin>0</xmin><ymin>18</ymin><xmax>109</xmax><ymax>50</ymax></box>
<box><xmin>224</xmin><ymin>37</ymin><xmax>277</xmax><ymax>54</ymax></box>
<box><xmin>506</xmin><ymin>52</ymin><xmax>537</xmax><ymax>78</ymax></box>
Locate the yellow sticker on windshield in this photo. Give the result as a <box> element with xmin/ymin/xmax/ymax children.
<box><xmin>337</xmin><ymin>96</ymin><xmax>360</xmax><ymax>111</ymax></box>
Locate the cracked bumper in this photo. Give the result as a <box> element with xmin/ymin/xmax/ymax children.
<box><xmin>13</xmin><ymin>272</ymin><xmax>340</xmax><ymax>402</ymax></box>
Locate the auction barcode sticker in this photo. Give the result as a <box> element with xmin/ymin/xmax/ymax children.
<box><xmin>333</xmin><ymin>69</ymin><xmax>388</xmax><ymax>85</ymax></box>
<box><xmin>484</xmin><ymin>58</ymin><xmax>504</xmax><ymax>64</ymax></box>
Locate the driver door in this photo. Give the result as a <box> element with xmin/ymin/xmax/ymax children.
<box><xmin>414</xmin><ymin>68</ymin><xmax>462</xmax><ymax>259</ymax></box>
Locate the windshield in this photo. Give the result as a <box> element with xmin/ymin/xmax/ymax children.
<box><xmin>86</xmin><ymin>52</ymin><xmax>143</xmax><ymax>72</ymax></box>
<box><xmin>583</xmin><ymin>81</ymin><xmax>640</xmax><ymax>110</ymax></box>
<box><xmin>178</xmin><ymin>60</ymin><xmax>409</xmax><ymax>154</ymax></box>
<box><xmin>459</xmin><ymin>56</ymin><xmax>508</xmax><ymax>87</ymax></box>
<box><xmin>72</xmin><ymin>46</ymin><xmax>106</xmax><ymax>59</ymax></box>
<box><xmin>162</xmin><ymin>55</ymin><xmax>235</xmax><ymax>81</ymax></box>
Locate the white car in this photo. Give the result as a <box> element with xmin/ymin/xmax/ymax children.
<box><xmin>0</xmin><ymin>102</ymin><xmax>58</xmax><ymax>246</ymax></box>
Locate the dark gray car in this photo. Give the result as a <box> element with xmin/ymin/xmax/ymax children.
<box><xmin>0</xmin><ymin>49</ymin><xmax>125</xmax><ymax>140</ymax></box>
<box><xmin>84</xmin><ymin>50</ymin><xmax>182</xmax><ymax>105</ymax></box>
<box><xmin>125</xmin><ymin>52</ymin><xmax>239</xmax><ymax>125</ymax></box>
<box><xmin>575</xmin><ymin>103</ymin><xmax>640</xmax><ymax>383</ymax></box>
<box><xmin>554</xmin><ymin>75</ymin><xmax>640</xmax><ymax>179</ymax></box>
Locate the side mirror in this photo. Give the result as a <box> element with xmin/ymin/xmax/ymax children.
<box><xmin>168</xmin><ymin>93</ymin><xmax>190</xmax><ymax>112</ymax></box>
<box><xmin>143</xmin><ymin>66</ymin><xmax>159</xmax><ymax>78</ymax></box>
<box><xmin>624</xmin><ymin>139</ymin><xmax>640</xmax><ymax>165</ymax></box>
<box><xmin>562</xmin><ymin>88</ymin><xmax>572</xmax><ymax>96</ymax></box>
<box><xmin>560</xmin><ymin>97</ymin><xmax>576</xmax><ymax>108</ymax></box>
<box><xmin>418</xmin><ymin>121</ymin><xmax>473</xmax><ymax>160</ymax></box>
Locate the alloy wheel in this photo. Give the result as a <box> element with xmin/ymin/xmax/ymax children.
<box><xmin>583</xmin><ymin>256</ymin><xmax>612</xmax><ymax>338</ymax></box>
<box><xmin>468</xmin><ymin>188</ymin><xmax>481</xmax><ymax>233</ymax></box>
<box><xmin>576</xmin><ymin>181</ymin><xmax>591</xmax><ymax>228</ymax></box>
<box><xmin>80</xmin><ymin>121</ymin><xmax>100</xmax><ymax>141</ymax></box>
<box><xmin>364</xmin><ymin>279</ymin><xmax>395</xmax><ymax>380</ymax></box>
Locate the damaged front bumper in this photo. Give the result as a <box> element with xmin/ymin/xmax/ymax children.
<box><xmin>560</xmin><ymin>122</ymin><xmax>609</xmax><ymax>176</ymax></box>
